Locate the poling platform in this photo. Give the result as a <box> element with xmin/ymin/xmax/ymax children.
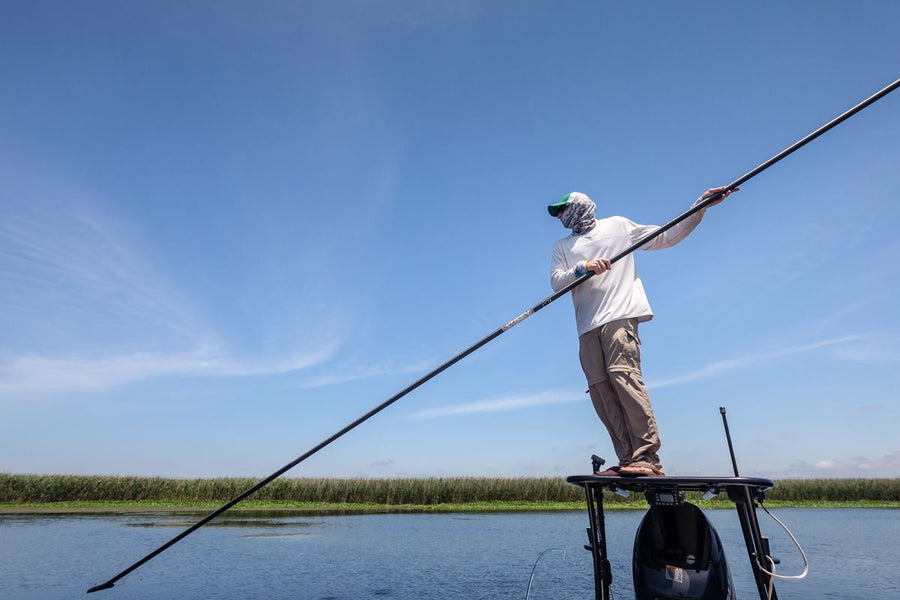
<box><xmin>567</xmin><ymin>474</ymin><xmax>780</xmax><ymax>600</ymax></box>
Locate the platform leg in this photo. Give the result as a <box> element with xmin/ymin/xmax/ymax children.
<box><xmin>584</xmin><ymin>484</ymin><xmax>612</xmax><ymax>600</ymax></box>
<box><xmin>731</xmin><ymin>487</ymin><xmax>778</xmax><ymax>600</ymax></box>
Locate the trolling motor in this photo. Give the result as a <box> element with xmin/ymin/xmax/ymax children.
<box><xmin>568</xmin><ymin>407</ymin><xmax>798</xmax><ymax>600</ymax></box>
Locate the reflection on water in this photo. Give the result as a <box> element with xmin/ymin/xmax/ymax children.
<box><xmin>127</xmin><ymin>518</ymin><xmax>321</xmax><ymax>528</ymax></box>
<box><xmin>239</xmin><ymin>532</ymin><xmax>317</xmax><ymax>539</ymax></box>
<box><xmin>1</xmin><ymin>509</ymin><xmax>897</xmax><ymax>600</ymax></box>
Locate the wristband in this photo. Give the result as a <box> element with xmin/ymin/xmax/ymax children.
<box><xmin>575</xmin><ymin>261</ymin><xmax>587</xmax><ymax>277</ymax></box>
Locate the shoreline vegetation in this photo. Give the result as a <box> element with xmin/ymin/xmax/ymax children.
<box><xmin>1</xmin><ymin>474</ymin><xmax>897</xmax><ymax>514</ymax></box>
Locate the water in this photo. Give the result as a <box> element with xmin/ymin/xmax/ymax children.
<box><xmin>1</xmin><ymin>508</ymin><xmax>897</xmax><ymax>599</ymax></box>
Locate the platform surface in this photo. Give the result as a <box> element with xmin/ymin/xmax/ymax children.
<box><xmin>566</xmin><ymin>474</ymin><xmax>774</xmax><ymax>493</ymax></box>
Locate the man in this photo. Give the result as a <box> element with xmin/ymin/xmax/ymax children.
<box><xmin>549</xmin><ymin>186</ymin><xmax>735</xmax><ymax>477</ymax></box>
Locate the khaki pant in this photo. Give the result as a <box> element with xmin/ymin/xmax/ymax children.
<box><xmin>579</xmin><ymin>318</ymin><xmax>661</xmax><ymax>468</ymax></box>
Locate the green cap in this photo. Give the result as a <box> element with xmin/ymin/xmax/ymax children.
<box><xmin>547</xmin><ymin>193</ymin><xmax>572</xmax><ymax>217</ymax></box>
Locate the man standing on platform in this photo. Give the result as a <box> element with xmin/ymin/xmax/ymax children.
<box><xmin>548</xmin><ymin>186</ymin><xmax>735</xmax><ymax>477</ymax></box>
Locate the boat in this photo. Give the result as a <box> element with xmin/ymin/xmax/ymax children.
<box><xmin>565</xmin><ymin>409</ymin><xmax>807</xmax><ymax>600</ymax></box>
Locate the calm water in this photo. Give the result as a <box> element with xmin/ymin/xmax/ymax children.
<box><xmin>1</xmin><ymin>508</ymin><xmax>898</xmax><ymax>599</ymax></box>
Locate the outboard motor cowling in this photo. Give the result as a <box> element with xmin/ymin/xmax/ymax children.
<box><xmin>632</xmin><ymin>495</ymin><xmax>734</xmax><ymax>600</ymax></box>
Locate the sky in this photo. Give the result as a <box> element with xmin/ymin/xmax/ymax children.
<box><xmin>1</xmin><ymin>1</ymin><xmax>899</xmax><ymax>480</ymax></box>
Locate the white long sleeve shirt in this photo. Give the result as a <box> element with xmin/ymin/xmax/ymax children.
<box><xmin>550</xmin><ymin>200</ymin><xmax>707</xmax><ymax>336</ymax></box>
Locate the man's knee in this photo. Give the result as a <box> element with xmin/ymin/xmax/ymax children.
<box><xmin>587</xmin><ymin>381</ymin><xmax>616</xmax><ymax>414</ymax></box>
<box><xmin>608</xmin><ymin>369</ymin><xmax>653</xmax><ymax>411</ymax></box>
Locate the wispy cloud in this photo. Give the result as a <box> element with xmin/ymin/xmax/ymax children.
<box><xmin>647</xmin><ymin>335</ymin><xmax>864</xmax><ymax>390</ymax></box>
<box><xmin>408</xmin><ymin>335</ymin><xmax>872</xmax><ymax>420</ymax></box>
<box><xmin>1</xmin><ymin>197</ymin><xmax>216</xmax><ymax>347</ymax></box>
<box><xmin>0</xmin><ymin>345</ymin><xmax>339</xmax><ymax>396</ymax></box>
<box><xmin>831</xmin><ymin>335</ymin><xmax>900</xmax><ymax>363</ymax></box>
<box><xmin>0</xmin><ymin>193</ymin><xmax>345</xmax><ymax>398</ymax></box>
<box><xmin>295</xmin><ymin>358</ymin><xmax>436</xmax><ymax>389</ymax></box>
<box><xmin>411</xmin><ymin>389</ymin><xmax>582</xmax><ymax>420</ymax></box>
<box><xmin>775</xmin><ymin>451</ymin><xmax>900</xmax><ymax>478</ymax></box>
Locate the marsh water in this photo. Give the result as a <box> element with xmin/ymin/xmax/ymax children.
<box><xmin>1</xmin><ymin>508</ymin><xmax>898</xmax><ymax>599</ymax></box>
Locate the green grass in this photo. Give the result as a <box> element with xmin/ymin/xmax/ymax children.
<box><xmin>1</xmin><ymin>474</ymin><xmax>898</xmax><ymax>514</ymax></box>
<box><xmin>0</xmin><ymin>500</ymin><xmax>590</xmax><ymax>514</ymax></box>
<box><xmin>1</xmin><ymin>499</ymin><xmax>896</xmax><ymax>516</ymax></box>
<box><xmin>0</xmin><ymin>475</ymin><xmax>586</xmax><ymax>504</ymax></box>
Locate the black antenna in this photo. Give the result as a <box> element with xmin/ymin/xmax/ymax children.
<box><xmin>720</xmin><ymin>406</ymin><xmax>740</xmax><ymax>477</ymax></box>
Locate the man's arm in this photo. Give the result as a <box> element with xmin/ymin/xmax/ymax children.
<box><xmin>550</xmin><ymin>242</ymin><xmax>577</xmax><ymax>291</ymax></box>
<box><xmin>634</xmin><ymin>186</ymin><xmax>737</xmax><ymax>251</ymax></box>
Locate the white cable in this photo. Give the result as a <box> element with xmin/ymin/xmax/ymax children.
<box><xmin>756</xmin><ymin>503</ymin><xmax>809</xmax><ymax>581</ymax></box>
<box><xmin>763</xmin><ymin>554</ymin><xmax>776</xmax><ymax>600</ymax></box>
<box><xmin>524</xmin><ymin>548</ymin><xmax>567</xmax><ymax>600</ymax></box>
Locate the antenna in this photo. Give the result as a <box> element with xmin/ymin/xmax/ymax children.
<box><xmin>719</xmin><ymin>406</ymin><xmax>740</xmax><ymax>477</ymax></box>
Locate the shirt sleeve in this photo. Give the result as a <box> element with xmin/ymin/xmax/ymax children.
<box><xmin>550</xmin><ymin>241</ymin><xmax>577</xmax><ymax>292</ymax></box>
<box><xmin>629</xmin><ymin>197</ymin><xmax>707</xmax><ymax>251</ymax></box>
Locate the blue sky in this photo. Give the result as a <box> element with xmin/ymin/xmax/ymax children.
<box><xmin>1</xmin><ymin>1</ymin><xmax>899</xmax><ymax>480</ymax></box>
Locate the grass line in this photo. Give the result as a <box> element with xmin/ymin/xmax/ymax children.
<box><xmin>1</xmin><ymin>474</ymin><xmax>898</xmax><ymax>514</ymax></box>
<box><xmin>1</xmin><ymin>499</ymin><xmax>897</xmax><ymax>515</ymax></box>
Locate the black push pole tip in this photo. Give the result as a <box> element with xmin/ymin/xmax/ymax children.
<box><xmin>719</xmin><ymin>406</ymin><xmax>726</xmax><ymax>414</ymax></box>
<box><xmin>87</xmin><ymin>582</ymin><xmax>115</xmax><ymax>593</ymax></box>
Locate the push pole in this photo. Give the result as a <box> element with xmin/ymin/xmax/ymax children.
<box><xmin>87</xmin><ymin>76</ymin><xmax>900</xmax><ymax>593</ymax></box>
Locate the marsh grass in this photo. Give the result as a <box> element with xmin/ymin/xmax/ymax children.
<box><xmin>0</xmin><ymin>475</ymin><xmax>583</xmax><ymax>504</ymax></box>
<box><xmin>1</xmin><ymin>475</ymin><xmax>897</xmax><ymax>508</ymax></box>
